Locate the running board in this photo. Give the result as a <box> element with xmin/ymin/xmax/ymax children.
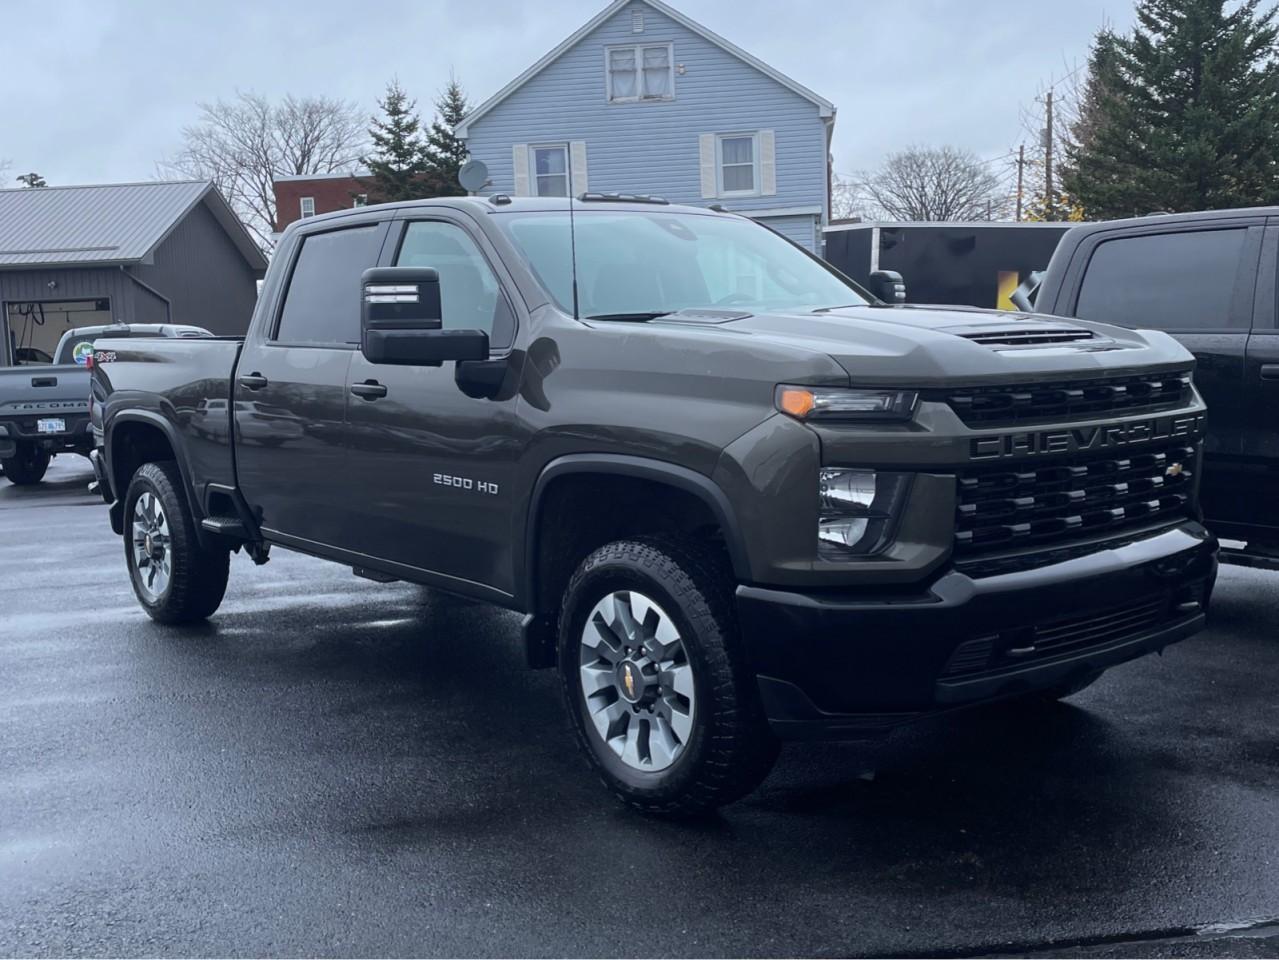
<box><xmin>1221</xmin><ymin>547</ymin><xmax>1279</xmax><ymax>571</ymax></box>
<box><xmin>200</xmin><ymin>516</ymin><xmax>250</xmax><ymax>540</ymax></box>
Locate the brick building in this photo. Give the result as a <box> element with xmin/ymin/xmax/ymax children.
<box><xmin>273</xmin><ymin>171</ymin><xmax>370</xmax><ymax>234</ymax></box>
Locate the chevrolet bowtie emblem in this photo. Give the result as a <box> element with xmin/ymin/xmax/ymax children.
<box><xmin>1166</xmin><ymin>462</ymin><xmax>1185</xmax><ymax>478</ymax></box>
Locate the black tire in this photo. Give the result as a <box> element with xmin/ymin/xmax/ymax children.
<box><xmin>1</xmin><ymin>443</ymin><xmax>51</xmax><ymax>485</ymax></box>
<box><xmin>123</xmin><ymin>460</ymin><xmax>230</xmax><ymax>624</ymax></box>
<box><xmin>558</xmin><ymin>536</ymin><xmax>779</xmax><ymax>817</ymax></box>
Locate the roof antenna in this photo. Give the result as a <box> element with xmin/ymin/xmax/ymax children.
<box><xmin>569</xmin><ymin>193</ymin><xmax>581</xmax><ymax>320</ymax></box>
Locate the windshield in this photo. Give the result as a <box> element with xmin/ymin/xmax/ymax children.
<box><xmin>494</xmin><ymin>209</ymin><xmax>869</xmax><ymax>318</ymax></box>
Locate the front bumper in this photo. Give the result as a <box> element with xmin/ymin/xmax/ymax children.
<box><xmin>738</xmin><ymin>521</ymin><xmax>1217</xmax><ymax>739</ymax></box>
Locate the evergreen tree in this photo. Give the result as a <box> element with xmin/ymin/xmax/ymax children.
<box><xmin>1064</xmin><ymin>0</ymin><xmax>1279</xmax><ymax>219</ymax></box>
<box><xmin>422</xmin><ymin>76</ymin><xmax>471</xmax><ymax>197</ymax></box>
<box><xmin>361</xmin><ymin>79</ymin><xmax>429</xmax><ymax>202</ymax></box>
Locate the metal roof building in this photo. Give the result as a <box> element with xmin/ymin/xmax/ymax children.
<box><xmin>0</xmin><ymin>180</ymin><xmax>267</xmax><ymax>365</ymax></box>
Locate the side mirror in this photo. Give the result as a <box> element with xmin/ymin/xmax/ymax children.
<box><xmin>360</xmin><ymin>266</ymin><xmax>489</xmax><ymax>365</ymax></box>
<box><xmin>868</xmin><ymin>270</ymin><xmax>906</xmax><ymax>304</ymax></box>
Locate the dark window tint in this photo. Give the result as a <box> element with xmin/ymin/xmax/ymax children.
<box><xmin>1075</xmin><ymin>229</ymin><xmax>1248</xmax><ymax>330</ymax></box>
<box><xmin>396</xmin><ymin>221</ymin><xmax>515</xmax><ymax>347</ymax></box>
<box><xmin>275</xmin><ymin>225</ymin><xmax>382</xmax><ymax>344</ymax></box>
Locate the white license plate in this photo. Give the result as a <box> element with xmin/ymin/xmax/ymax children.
<box><xmin>36</xmin><ymin>418</ymin><xmax>66</xmax><ymax>434</ymax></box>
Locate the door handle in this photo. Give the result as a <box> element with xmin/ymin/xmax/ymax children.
<box><xmin>350</xmin><ymin>380</ymin><xmax>388</xmax><ymax>400</ymax></box>
<box><xmin>238</xmin><ymin>373</ymin><xmax>268</xmax><ymax>391</ymax></box>
<box><xmin>1261</xmin><ymin>364</ymin><xmax>1279</xmax><ymax>381</ymax></box>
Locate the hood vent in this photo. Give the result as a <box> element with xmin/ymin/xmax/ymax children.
<box><xmin>961</xmin><ymin>327</ymin><xmax>1095</xmax><ymax>347</ymax></box>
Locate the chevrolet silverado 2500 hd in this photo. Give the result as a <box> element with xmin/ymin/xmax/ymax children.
<box><xmin>90</xmin><ymin>196</ymin><xmax>1217</xmax><ymax>815</ymax></box>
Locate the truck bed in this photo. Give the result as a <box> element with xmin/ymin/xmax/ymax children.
<box><xmin>0</xmin><ymin>363</ymin><xmax>93</xmax><ymax>456</ymax></box>
<box><xmin>92</xmin><ymin>336</ymin><xmax>244</xmax><ymax>503</ymax></box>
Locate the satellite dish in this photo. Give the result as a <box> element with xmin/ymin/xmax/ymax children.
<box><xmin>458</xmin><ymin>159</ymin><xmax>490</xmax><ymax>194</ymax></box>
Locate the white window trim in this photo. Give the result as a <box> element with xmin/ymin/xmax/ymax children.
<box><xmin>352</xmin><ymin>194</ymin><xmax>368</xmax><ymax>208</ymax></box>
<box><xmin>604</xmin><ymin>42</ymin><xmax>675</xmax><ymax>103</ymax></box>
<box><xmin>299</xmin><ymin>196</ymin><xmax>316</xmax><ymax>218</ymax></box>
<box><xmin>530</xmin><ymin>143</ymin><xmax>571</xmax><ymax>198</ymax></box>
<box><xmin>716</xmin><ymin>132</ymin><xmax>760</xmax><ymax>198</ymax></box>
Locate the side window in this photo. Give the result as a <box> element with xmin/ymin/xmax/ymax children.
<box><xmin>396</xmin><ymin>221</ymin><xmax>515</xmax><ymax>348</ymax></box>
<box><xmin>275</xmin><ymin>225</ymin><xmax>383</xmax><ymax>345</ymax></box>
<box><xmin>1075</xmin><ymin>228</ymin><xmax>1249</xmax><ymax>330</ymax></box>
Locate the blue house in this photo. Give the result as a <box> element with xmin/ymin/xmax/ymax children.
<box><xmin>456</xmin><ymin>0</ymin><xmax>836</xmax><ymax>252</ymax></box>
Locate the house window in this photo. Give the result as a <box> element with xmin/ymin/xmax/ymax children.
<box><xmin>607</xmin><ymin>43</ymin><xmax>673</xmax><ymax>101</ymax></box>
<box><xmin>352</xmin><ymin>194</ymin><xmax>368</xmax><ymax>208</ymax></box>
<box><xmin>532</xmin><ymin>145</ymin><xmax>570</xmax><ymax>197</ymax></box>
<box><xmin>299</xmin><ymin>196</ymin><xmax>316</xmax><ymax>218</ymax></box>
<box><xmin>717</xmin><ymin>134</ymin><xmax>758</xmax><ymax>195</ymax></box>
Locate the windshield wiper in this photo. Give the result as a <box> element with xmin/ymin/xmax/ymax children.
<box><xmin>811</xmin><ymin>304</ymin><xmax>866</xmax><ymax>313</ymax></box>
<box><xmin>584</xmin><ymin>311</ymin><xmax>674</xmax><ymax>321</ymax></box>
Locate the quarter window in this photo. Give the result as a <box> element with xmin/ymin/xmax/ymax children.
<box><xmin>718</xmin><ymin>134</ymin><xmax>757</xmax><ymax>195</ymax></box>
<box><xmin>607</xmin><ymin>43</ymin><xmax>673</xmax><ymax>101</ymax></box>
<box><xmin>396</xmin><ymin>221</ymin><xmax>515</xmax><ymax>348</ymax></box>
<box><xmin>1075</xmin><ymin>228</ymin><xmax>1249</xmax><ymax>330</ymax></box>
<box><xmin>532</xmin><ymin>145</ymin><xmax>570</xmax><ymax>198</ymax></box>
<box><xmin>275</xmin><ymin>225</ymin><xmax>383</xmax><ymax>345</ymax></box>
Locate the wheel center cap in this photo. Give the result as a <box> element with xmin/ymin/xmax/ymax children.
<box><xmin>616</xmin><ymin>659</ymin><xmax>648</xmax><ymax>703</ymax></box>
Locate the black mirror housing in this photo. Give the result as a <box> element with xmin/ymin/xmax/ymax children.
<box><xmin>869</xmin><ymin>270</ymin><xmax>907</xmax><ymax>304</ymax></box>
<box><xmin>360</xmin><ymin>266</ymin><xmax>489</xmax><ymax>365</ymax></box>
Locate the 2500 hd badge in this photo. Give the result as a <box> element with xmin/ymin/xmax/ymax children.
<box><xmin>970</xmin><ymin>413</ymin><xmax>1206</xmax><ymax>461</ymax></box>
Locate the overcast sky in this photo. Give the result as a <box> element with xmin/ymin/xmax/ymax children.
<box><xmin>3</xmin><ymin>0</ymin><xmax>1135</xmax><ymax>189</ymax></box>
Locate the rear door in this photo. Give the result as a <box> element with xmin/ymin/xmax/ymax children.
<box><xmin>234</xmin><ymin>218</ymin><xmax>390</xmax><ymax>549</ymax></box>
<box><xmin>1240</xmin><ymin>223</ymin><xmax>1279</xmax><ymax>540</ymax></box>
<box><xmin>1060</xmin><ymin>218</ymin><xmax>1263</xmax><ymax>531</ymax></box>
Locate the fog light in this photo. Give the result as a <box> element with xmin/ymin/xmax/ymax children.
<box><xmin>819</xmin><ymin>468</ymin><xmax>876</xmax><ymax>512</ymax></box>
<box><xmin>818</xmin><ymin>517</ymin><xmax>869</xmax><ymax>550</ymax></box>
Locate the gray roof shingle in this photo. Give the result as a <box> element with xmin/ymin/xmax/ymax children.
<box><xmin>0</xmin><ymin>180</ymin><xmax>266</xmax><ymax>271</ymax></box>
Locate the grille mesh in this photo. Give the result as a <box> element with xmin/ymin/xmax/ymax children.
<box><xmin>936</xmin><ymin>372</ymin><xmax>1193</xmax><ymax>427</ymax></box>
<box><xmin>955</xmin><ymin>442</ymin><xmax>1197</xmax><ymax>557</ymax></box>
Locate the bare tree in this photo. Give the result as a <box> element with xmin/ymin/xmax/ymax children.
<box><xmin>161</xmin><ymin>91</ymin><xmax>367</xmax><ymax>250</ymax></box>
<box><xmin>855</xmin><ymin>146</ymin><xmax>1010</xmax><ymax>222</ymax></box>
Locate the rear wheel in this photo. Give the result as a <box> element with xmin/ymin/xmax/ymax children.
<box><xmin>1</xmin><ymin>443</ymin><xmax>51</xmax><ymax>485</ymax></box>
<box><xmin>558</xmin><ymin>537</ymin><xmax>779</xmax><ymax>817</ymax></box>
<box><xmin>124</xmin><ymin>461</ymin><xmax>230</xmax><ymax>623</ymax></box>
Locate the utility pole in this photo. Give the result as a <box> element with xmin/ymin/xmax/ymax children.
<box><xmin>1015</xmin><ymin>144</ymin><xmax>1025</xmax><ymax>222</ymax></box>
<box><xmin>1043</xmin><ymin>88</ymin><xmax>1055</xmax><ymax>221</ymax></box>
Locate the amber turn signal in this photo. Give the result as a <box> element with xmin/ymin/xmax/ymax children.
<box><xmin>778</xmin><ymin>387</ymin><xmax>815</xmax><ymax>417</ymax></box>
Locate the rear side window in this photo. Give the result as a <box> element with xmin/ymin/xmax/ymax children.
<box><xmin>1075</xmin><ymin>228</ymin><xmax>1248</xmax><ymax>331</ymax></box>
<box><xmin>275</xmin><ymin>225</ymin><xmax>382</xmax><ymax>345</ymax></box>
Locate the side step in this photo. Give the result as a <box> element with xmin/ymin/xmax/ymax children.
<box><xmin>1221</xmin><ymin>546</ymin><xmax>1279</xmax><ymax>572</ymax></box>
<box><xmin>200</xmin><ymin>516</ymin><xmax>250</xmax><ymax>540</ymax></box>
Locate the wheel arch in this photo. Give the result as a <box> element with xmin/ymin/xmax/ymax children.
<box><xmin>520</xmin><ymin>454</ymin><xmax>750</xmax><ymax>617</ymax></box>
<box><xmin>104</xmin><ymin>412</ymin><xmax>201</xmax><ymax>536</ymax></box>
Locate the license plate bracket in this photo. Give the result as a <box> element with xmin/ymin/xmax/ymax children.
<box><xmin>36</xmin><ymin>417</ymin><xmax>66</xmax><ymax>434</ymax></box>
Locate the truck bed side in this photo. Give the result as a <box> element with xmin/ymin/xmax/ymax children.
<box><xmin>92</xmin><ymin>336</ymin><xmax>244</xmax><ymax>518</ymax></box>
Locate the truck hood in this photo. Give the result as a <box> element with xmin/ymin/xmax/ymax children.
<box><xmin>639</xmin><ymin>304</ymin><xmax>1194</xmax><ymax>385</ymax></box>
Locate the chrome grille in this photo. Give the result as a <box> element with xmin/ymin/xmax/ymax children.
<box><xmin>936</xmin><ymin>371</ymin><xmax>1193</xmax><ymax>427</ymax></box>
<box><xmin>955</xmin><ymin>442</ymin><xmax>1197</xmax><ymax>556</ymax></box>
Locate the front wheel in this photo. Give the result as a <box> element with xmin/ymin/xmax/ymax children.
<box><xmin>1</xmin><ymin>443</ymin><xmax>51</xmax><ymax>485</ymax></box>
<box><xmin>558</xmin><ymin>537</ymin><xmax>779</xmax><ymax>817</ymax></box>
<box><xmin>124</xmin><ymin>461</ymin><xmax>230</xmax><ymax>623</ymax></box>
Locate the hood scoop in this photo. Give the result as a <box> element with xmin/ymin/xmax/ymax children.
<box><xmin>958</xmin><ymin>325</ymin><xmax>1095</xmax><ymax>347</ymax></box>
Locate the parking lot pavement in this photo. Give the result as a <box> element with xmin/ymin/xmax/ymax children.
<box><xmin>1</xmin><ymin>458</ymin><xmax>1278</xmax><ymax>958</ymax></box>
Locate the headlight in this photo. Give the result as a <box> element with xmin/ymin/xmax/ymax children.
<box><xmin>776</xmin><ymin>385</ymin><xmax>918</xmax><ymax>422</ymax></box>
<box><xmin>817</xmin><ymin>468</ymin><xmax>912</xmax><ymax>559</ymax></box>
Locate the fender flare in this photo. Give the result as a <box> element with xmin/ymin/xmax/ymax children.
<box><xmin>520</xmin><ymin>453</ymin><xmax>750</xmax><ymax>612</ymax></box>
<box><xmin>103</xmin><ymin>410</ymin><xmax>204</xmax><ymax>535</ymax></box>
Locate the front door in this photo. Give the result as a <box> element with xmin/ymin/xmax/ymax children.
<box><xmin>344</xmin><ymin>216</ymin><xmax>526</xmax><ymax>597</ymax></box>
<box><xmin>1065</xmin><ymin>221</ymin><xmax>1262</xmax><ymax>531</ymax></box>
<box><xmin>234</xmin><ymin>220</ymin><xmax>388</xmax><ymax>548</ymax></box>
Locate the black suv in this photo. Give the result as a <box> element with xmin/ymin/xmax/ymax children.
<box><xmin>1035</xmin><ymin>208</ymin><xmax>1279</xmax><ymax>568</ymax></box>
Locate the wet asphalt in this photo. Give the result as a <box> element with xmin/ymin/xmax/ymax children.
<box><xmin>1</xmin><ymin>458</ymin><xmax>1277</xmax><ymax>958</ymax></box>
